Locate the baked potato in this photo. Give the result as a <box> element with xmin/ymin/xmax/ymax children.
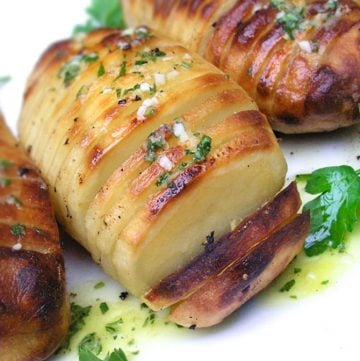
<box><xmin>19</xmin><ymin>27</ymin><xmax>291</xmax><ymax>324</ymax></box>
<box><xmin>123</xmin><ymin>0</ymin><xmax>360</xmax><ymax>134</ymax></box>
<box><xmin>0</xmin><ymin>113</ymin><xmax>69</xmax><ymax>360</ymax></box>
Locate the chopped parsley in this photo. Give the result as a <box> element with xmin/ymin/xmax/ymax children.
<box><xmin>99</xmin><ymin>302</ymin><xmax>109</xmax><ymax>314</ymax></box>
<box><xmin>178</xmin><ymin>162</ymin><xmax>188</xmax><ymax>171</ymax></box>
<box><xmin>10</xmin><ymin>224</ymin><xmax>25</xmax><ymax>237</ymax></box>
<box><xmin>277</xmin><ymin>8</ymin><xmax>304</xmax><ymax>40</ymax></box>
<box><xmin>94</xmin><ymin>281</ymin><xmax>105</xmax><ymax>289</ymax></box>
<box><xmin>0</xmin><ymin>178</ymin><xmax>11</xmax><ymax>187</ymax></box>
<box><xmin>79</xmin><ymin>347</ymin><xmax>128</xmax><ymax>361</ymax></box>
<box><xmin>297</xmin><ymin>166</ymin><xmax>360</xmax><ymax>256</ymax></box>
<box><xmin>294</xmin><ymin>267</ymin><xmax>302</xmax><ymax>274</ymax></box>
<box><xmin>325</xmin><ymin>0</ymin><xmax>338</xmax><ymax>10</ymax></box>
<box><xmin>139</xmin><ymin>48</ymin><xmax>166</xmax><ymax>63</ymax></box>
<box><xmin>57</xmin><ymin>303</ymin><xmax>92</xmax><ymax>353</ymax></box>
<box><xmin>59</xmin><ymin>53</ymin><xmax>99</xmax><ymax>87</ymax></box>
<box><xmin>135</xmin><ymin>60</ymin><xmax>148</xmax><ymax>66</ymax></box>
<box><xmin>116</xmin><ymin>88</ymin><xmax>122</xmax><ymax>98</ymax></box>
<box><xmin>193</xmin><ymin>135</ymin><xmax>212</xmax><ymax>163</ymax></box>
<box><xmin>144</xmin><ymin>132</ymin><xmax>165</xmax><ymax>163</ymax></box>
<box><xmin>280</xmin><ymin>279</ymin><xmax>296</xmax><ymax>292</ymax></box>
<box><xmin>78</xmin><ymin>333</ymin><xmax>102</xmax><ymax>355</ymax></box>
<box><xmin>76</xmin><ymin>85</ymin><xmax>90</xmax><ymax>99</ymax></box>
<box><xmin>181</xmin><ymin>61</ymin><xmax>192</xmax><ymax>69</ymax></box>
<box><xmin>0</xmin><ymin>158</ymin><xmax>13</xmax><ymax>170</ymax></box>
<box><xmin>73</xmin><ymin>0</ymin><xmax>126</xmax><ymax>34</ymax></box>
<box><xmin>105</xmin><ymin>318</ymin><xmax>123</xmax><ymax>334</ymax></box>
<box><xmin>144</xmin><ymin>108</ymin><xmax>156</xmax><ymax>117</ymax></box>
<box><xmin>156</xmin><ymin>172</ymin><xmax>172</xmax><ymax>187</ymax></box>
<box><xmin>97</xmin><ymin>63</ymin><xmax>105</xmax><ymax>77</ymax></box>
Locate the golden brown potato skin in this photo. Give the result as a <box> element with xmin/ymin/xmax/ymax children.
<box><xmin>0</xmin><ymin>114</ymin><xmax>69</xmax><ymax>361</ymax></box>
<box><xmin>123</xmin><ymin>0</ymin><xmax>360</xmax><ymax>133</ymax></box>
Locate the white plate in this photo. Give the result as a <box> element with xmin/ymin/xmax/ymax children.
<box><xmin>1</xmin><ymin>2</ymin><xmax>360</xmax><ymax>361</ymax></box>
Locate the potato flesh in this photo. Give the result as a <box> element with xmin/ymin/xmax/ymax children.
<box><xmin>19</xmin><ymin>28</ymin><xmax>287</xmax><ymax>300</ymax></box>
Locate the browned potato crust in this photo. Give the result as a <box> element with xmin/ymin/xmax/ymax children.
<box><xmin>123</xmin><ymin>0</ymin><xmax>360</xmax><ymax>133</ymax></box>
<box><xmin>0</xmin><ymin>113</ymin><xmax>69</xmax><ymax>361</ymax></box>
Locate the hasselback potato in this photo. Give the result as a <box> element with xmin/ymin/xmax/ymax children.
<box><xmin>123</xmin><ymin>0</ymin><xmax>360</xmax><ymax>133</ymax></box>
<box><xmin>0</xmin><ymin>113</ymin><xmax>69</xmax><ymax>360</ymax></box>
<box><xmin>19</xmin><ymin>27</ymin><xmax>290</xmax><ymax>322</ymax></box>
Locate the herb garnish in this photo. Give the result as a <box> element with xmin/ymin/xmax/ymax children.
<box><xmin>78</xmin><ymin>333</ymin><xmax>102</xmax><ymax>355</ymax></box>
<box><xmin>139</xmin><ymin>48</ymin><xmax>166</xmax><ymax>63</ymax></box>
<box><xmin>10</xmin><ymin>224</ymin><xmax>25</xmax><ymax>237</ymax></box>
<box><xmin>297</xmin><ymin>166</ymin><xmax>360</xmax><ymax>256</ymax></box>
<box><xmin>97</xmin><ymin>63</ymin><xmax>105</xmax><ymax>77</ymax></box>
<box><xmin>193</xmin><ymin>135</ymin><xmax>212</xmax><ymax>163</ymax></box>
<box><xmin>59</xmin><ymin>53</ymin><xmax>99</xmax><ymax>87</ymax></box>
<box><xmin>105</xmin><ymin>318</ymin><xmax>123</xmax><ymax>334</ymax></box>
<box><xmin>0</xmin><ymin>178</ymin><xmax>11</xmax><ymax>187</ymax></box>
<box><xmin>79</xmin><ymin>347</ymin><xmax>128</xmax><ymax>361</ymax></box>
<box><xmin>280</xmin><ymin>279</ymin><xmax>296</xmax><ymax>292</ymax></box>
<box><xmin>156</xmin><ymin>172</ymin><xmax>172</xmax><ymax>187</ymax></box>
<box><xmin>0</xmin><ymin>158</ymin><xmax>13</xmax><ymax>170</ymax></box>
<box><xmin>57</xmin><ymin>303</ymin><xmax>92</xmax><ymax>353</ymax></box>
<box><xmin>144</xmin><ymin>132</ymin><xmax>165</xmax><ymax>163</ymax></box>
<box><xmin>99</xmin><ymin>302</ymin><xmax>109</xmax><ymax>314</ymax></box>
<box><xmin>325</xmin><ymin>0</ymin><xmax>338</xmax><ymax>10</ymax></box>
<box><xmin>73</xmin><ymin>0</ymin><xmax>126</xmax><ymax>34</ymax></box>
<box><xmin>277</xmin><ymin>8</ymin><xmax>304</xmax><ymax>40</ymax></box>
<box><xmin>94</xmin><ymin>281</ymin><xmax>105</xmax><ymax>289</ymax></box>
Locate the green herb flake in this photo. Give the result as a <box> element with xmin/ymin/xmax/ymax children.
<box><xmin>193</xmin><ymin>135</ymin><xmax>212</xmax><ymax>163</ymax></box>
<box><xmin>79</xmin><ymin>347</ymin><xmax>128</xmax><ymax>361</ymax></box>
<box><xmin>10</xmin><ymin>224</ymin><xmax>25</xmax><ymax>237</ymax></box>
<box><xmin>73</xmin><ymin>0</ymin><xmax>126</xmax><ymax>35</ymax></box>
<box><xmin>144</xmin><ymin>132</ymin><xmax>165</xmax><ymax>163</ymax></box>
<box><xmin>181</xmin><ymin>61</ymin><xmax>192</xmax><ymax>69</ymax></box>
<box><xmin>135</xmin><ymin>60</ymin><xmax>148</xmax><ymax>66</ymax></box>
<box><xmin>297</xmin><ymin>166</ymin><xmax>360</xmax><ymax>256</ymax></box>
<box><xmin>325</xmin><ymin>0</ymin><xmax>338</xmax><ymax>10</ymax></box>
<box><xmin>78</xmin><ymin>333</ymin><xmax>102</xmax><ymax>356</ymax></box>
<box><xmin>178</xmin><ymin>162</ymin><xmax>188</xmax><ymax>171</ymax></box>
<box><xmin>144</xmin><ymin>108</ymin><xmax>156</xmax><ymax>118</ymax></box>
<box><xmin>0</xmin><ymin>158</ymin><xmax>13</xmax><ymax>170</ymax></box>
<box><xmin>143</xmin><ymin>312</ymin><xmax>156</xmax><ymax>327</ymax></box>
<box><xmin>105</xmin><ymin>318</ymin><xmax>124</xmax><ymax>334</ymax></box>
<box><xmin>99</xmin><ymin>302</ymin><xmax>109</xmax><ymax>314</ymax></box>
<box><xmin>57</xmin><ymin>303</ymin><xmax>92</xmax><ymax>353</ymax></box>
<box><xmin>97</xmin><ymin>63</ymin><xmax>105</xmax><ymax>77</ymax></box>
<box><xmin>0</xmin><ymin>178</ymin><xmax>11</xmax><ymax>187</ymax></box>
<box><xmin>94</xmin><ymin>281</ymin><xmax>105</xmax><ymax>289</ymax></box>
<box><xmin>321</xmin><ymin>280</ymin><xmax>330</xmax><ymax>285</ymax></box>
<box><xmin>139</xmin><ymin>48</ymin><xmax>166</xmax><ymax>63</ymax></box>
<box><xmin>116</xmin><ymin>88</ymin><xmax>122</xmax><ymax>98</ymax></box>
<box><xmin>118</xmin><ymin>61</ymin><xmax>127</xmax><ymax>78</ymax></box>
<box><xmin>277</xmin><ymin>9</ymin><xmax>304</xmax><ymax>40</ymax></box>
<box><xmin>280</xmin><ymin>279</ymin><xmax>296</xmax><ymax>292</ymax></box>
<box><xmin>156</xmin><ymin>172</ymin><xmax>171</xmax><ymax>187</ymax></box>
<box><xmin>0</xmin><ymin>75</ymin><xmax>11</xmax><ymax>87</ymax></box>
<box><xmin>247</xmin><ymin>67</ymin><xmax>253</xmax><ymax>77</ymax></box>
<box><xmin>294</xmin><ymin>267</ymin><xmax>302</xmax><ymax>274</ymax></box>
<box><xmin>59</xmin><ymin>53</ymin><xmax>99</xmax><ymax>87</ymax></box>
<box><xmin>76</xmin><ymin>85</ymin><xmax>90</xmax><ymax>99</ymax></box>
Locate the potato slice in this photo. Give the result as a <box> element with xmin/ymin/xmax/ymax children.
<box><xmin>145</xmin><ymin>182</ymin><xmax>301</xmax><ymax>310</ymax></box>
<box><xmin>169</xmin><ymin>212</ymin><xmax>310</xmax><ymax>328</ymax></box>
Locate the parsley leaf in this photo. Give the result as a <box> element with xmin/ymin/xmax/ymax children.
<box><xmin>73</xmin><ymin>0</ymin><xmax>126</xmax><ymax>34</ymax></box>
<box><xmin>78</xmin><ymin>333</ymin><xmax>102</xmax><ymax>355</ymax></box>
<box><xmin>298</xmin><ymin>166</ymin><xmax>360</xmax><ymax>256</ymax></box>
<box><xmin>79</xmin><ymin>348</ymin><xmax>128</xmax><ymax>361</ymax></box>
<box><xmin>193</xmin><ymin>135</ymin><xmax>212</xmax><ymax>163</ymax></box>
<box><xmin>57</xmin><ymin>303</ymin><xmax>92</xmax><ymax>353</ymax></box>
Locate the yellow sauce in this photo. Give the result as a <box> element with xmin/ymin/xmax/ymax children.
<box><xmin>260</xmin><ymin>184</ymin><xmax>360</xmax><ymax>304</ymax></box>
<box><xmin>53</xmin><ymin>282</ymin><xmax>186</xmax><ymax>360</ymax></box>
